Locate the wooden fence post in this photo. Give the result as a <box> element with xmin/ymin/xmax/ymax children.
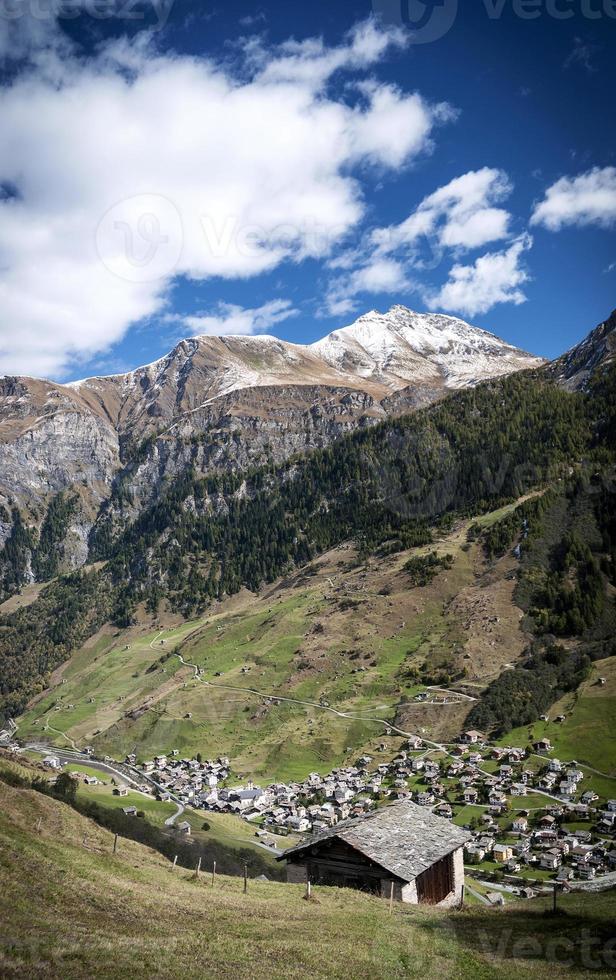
<box><xmin>36</xmin><ymin>817</ymin><xmax>42</xmax><ymax>834</ymax></box>
<box><xmin>243</xmin><ymin>864</ymin><xmax>248</xmax><ymax>894</ymax></box>
<box><xmin>195</xmin><ymin>856</ymin><xmax>201</xmax><ymax>879</ymax></box>
<box><xmin>212</xmin><ymin>861</ymin><xmax>216</xmax><ymax>887</ymax></box>
<box><xmin>172</xmin><ymin>855</ymin><xmax>178</xmax><ymax>869</ymax></box>
<box><xmin>389</xmin><ymin>881</ymin><xmax>394</xmax><ymax>914</ymax></box>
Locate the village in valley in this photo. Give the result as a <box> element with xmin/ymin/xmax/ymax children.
<box><xmin>34</xmin><ymin>721</ymin><xmax>616</xmax><ymax>899</ymax></box>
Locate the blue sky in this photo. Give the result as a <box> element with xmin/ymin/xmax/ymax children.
<box><xmin>0</xmin><ymin>0</ymin><xmax>614</xmax><ymax>379</ymax></box>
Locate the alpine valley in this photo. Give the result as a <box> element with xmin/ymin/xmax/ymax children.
<box><xmin>0</xmin><ymin>303</ymin><xmax>614</xmax><ymax>765</ymax></box>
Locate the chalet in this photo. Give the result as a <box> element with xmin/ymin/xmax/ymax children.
<box><xmin>113</xmin><ymin>785</ymin><xmax>128</xmax><ymax>797</ymax></box>
<box><xmin>460</xmin><ymin>730</ymin><xmax>483</xmax><ymax>745</ymax></box>
<box><xmin>577</xmin><ymin>866</ymin><xmax>596</xmax><ymax>880</ymax></box>
<box><xmin>534</xmin><ymin>738</ymin><xmax>552</xmax><ymax>754</ymax></box>
<box><xmin>488</xmin><ymin>791</ymin><xmax>507</xmax><ymax>807</ymax></box>
<box><xmin>177</xmin><ymin>821</ymin><xmax>191</xmax><ymax>835</ymax></box>
<box><xmin>539</xmin><ymin>850</ymin><xmax>561</xmax><ymax>870</ymax></box>
<box><xmin>512</xmin><ymin>816</ymin><xmax>528</xmax><ymax>833</ymax></box>
<box><xmin>406</xmin><ymin>736</ymin><xmax>423</xmax><ymax>750</ymax></box>
<box><xmin>415</xmin><ymin>791</ymin><xmax>435</xmax><ymax>807</ymax></box>
<box><xmin>539</xmin><ymin>814</ymin><xmax>556</xmax><ymax>828</ymax></box>
<box><xmin>599</xmin><ymin>812</ymin><xmax>616</xmax><ymax>831</ymax></box>
<box><xmin>278</xmin><ymin>801</ymin><xmax>470</xmax><ymax>907</ymax></box>
<box><xmin>493</xmin><ymin>844</ymin><xmax>513</xmax><ymax>863</ymax></box>
<box><xmin>556</xmin><ymin>867</ymin><xmax>575</xmax><ymax>883</ymax></box>
<box><xmin>122</xmin><ymin>806</ymin><xmax>138</xmax><ymax>816</ymax></box>
<box><xmin>463</xmin><ymin>788</ymin><xmax>479</xmax><ymax>804</ymax></box>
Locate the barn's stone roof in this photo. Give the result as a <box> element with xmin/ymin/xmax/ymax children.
<box><xmin>278</xmin><ymin>800</ymin><xmax>471</xmax><ymax>882</ymax></box>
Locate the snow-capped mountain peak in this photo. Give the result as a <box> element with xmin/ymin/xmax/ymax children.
<box><xmin>311</xmin><ymin>305</ymin><xmax>543</xmax><ymax>388</ymax></box>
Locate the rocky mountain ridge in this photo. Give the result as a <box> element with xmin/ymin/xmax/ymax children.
<box><xmin>0</xmin><ymin>303</ymin><xmax>593</xmax><ymax>587</ymax></box>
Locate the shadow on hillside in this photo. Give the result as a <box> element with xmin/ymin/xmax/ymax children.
<box><xmin>414</xmin><ymin>893</ymin><xmax>616</xmax><ymax>973</ymax></box>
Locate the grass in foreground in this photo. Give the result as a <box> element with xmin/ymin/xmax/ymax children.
<box><xmin>1</xmin><ymin>779</ymin><xmax>615</xmax><ymax>979</ymax></box>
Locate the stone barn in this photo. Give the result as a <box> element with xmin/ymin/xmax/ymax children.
<box><xmin>278</xmin><ymin>800</ymin><xmax>471</xmax><ymax>907</ymax></box>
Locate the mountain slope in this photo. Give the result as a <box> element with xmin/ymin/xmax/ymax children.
<box><xmin>312</xmin><ymin>306</ymin><xmax>541</xmax><ymax>388</ymax></box>
<box><xmin>68</xmin><ymin>306</ymin><xmax>543</xmax><ymax>432</ymax></box>
<box><xmin>0</xmin><ymin>306</ymin><xmax>543</xmax><ymax>583</ymax></box>
<box><xmin>547</xmin><ymin>309</ymin><xmax>616</xmax><ymax>391</ymax></box>
<box><xmin>2</xmin><ymin>360</ymin><xmax>608</xmax><ymax>722</ymax></box>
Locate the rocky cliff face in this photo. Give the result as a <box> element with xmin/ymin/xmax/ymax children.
<box><xmin>0</xmin><ymin>305</ymin><xmax>545</xmax><ymax>580</ymax></box>
<box><xmin>546</xmin><ymin>309</ymin><xmax>616</xmax><ymax>391</ymax></box>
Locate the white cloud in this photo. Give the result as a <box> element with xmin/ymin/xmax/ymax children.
<box><xmin>324</xmin><ymin>168</ymin><xmax>514</xmax><ymax>317</ymax></box>
<box><xmin>373</xmin><ymin>167</ymin><xmax>513</xmax><ymax>255</ymax></box>
<box><xmin>426</xmin><ymin>235</ymin><xmax>532</xmax><ymax>318</ymax></box>
<box><xmin>531</xmin><ymin>167</ymin><xmax>616</xmax><ymax>231</ymax></box>
<box><xmin>323</xmin><ymin>257</ymin><xmax>409</xmax><ymax>317</ymax></box>
<box><xmin>0</xmin><ymin>20</ymin><xmax>450</xmax><ymax>378</ymax></box>
<box><xmin>180</xmin><ymin>299</ymin><xmax>298</xmax><ymax>337</ymax></box>
<box><xmin>255</xmin><ymin>20</ymin><xmax>405</xmax><ymax>88</ymax></box>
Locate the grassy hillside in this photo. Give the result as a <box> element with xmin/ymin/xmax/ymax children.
<box><xmin>17</xmin><ymin>502</ymin><xmax>535</xmax><ymax>779</ymax></box>
<box><xmin>1</xmin><ymin>777</ymin><xmax>616</xmax><ymax>979</ymax></box>
<box><xmin>501</xmin><ymin>657</ymin><xmax>616</xmax><ymax>778</ymax></box>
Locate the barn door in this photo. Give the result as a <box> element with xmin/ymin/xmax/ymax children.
<box><xmin>416</xmin><ymin>853</ymin><xmax>454</xmax><ymax>904</ymax></box>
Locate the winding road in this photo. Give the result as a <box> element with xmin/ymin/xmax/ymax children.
<box><xmin>173</xmin><ymin>652</ymin><xmax>425</xmax><ymax>741</ymax></box>
<box><xmin>172</xmin><ymin>652</ymin><xmax>584</xmax><ymax>807</ymax></box>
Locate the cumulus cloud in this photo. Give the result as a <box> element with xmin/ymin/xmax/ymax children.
<box><xmin>531</xmin><ymin>167</ymin><xmax>616</xmax><ymax>231</ymax></box>
<box><xmin>179</xmin><ymin>299</ymin><xmax>298</xmax><ymax>337</ymax></box>
<box><xmin>323</xmin><ymin>168</ymin><xmax>514</xmax><ymax>317</ymax></box>
<box><xmin>324</xmin><ymin>258</ymin><xmax>410</xmax><ymax>317</ymax></box>
<box><xmin>0</xmin><ymin>20</ymin><xmax>450</xmax><ymax>377</ymax></box>
<box><xmin>373</xmin><ymin>167</ymin><xmax>513</xmax><ymax>255</ymax></box>
<box><xmin>425</xmin><ymin>235</ymin><xmax>532</xmax><ymax>318</ymax></box>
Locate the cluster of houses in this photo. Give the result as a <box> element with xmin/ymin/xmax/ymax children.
<box><xmin>130</xmin><ymin>730</ymin><xmax>616</xmax><ymax>883</ymax></box>
<box><xmin>130</xmin><ymin>750</ymin><xmax>232</xmax><ymax>805</ymax></box>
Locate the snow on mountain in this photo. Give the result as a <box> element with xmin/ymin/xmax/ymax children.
<box><xmin>65</xmin><ymin>305</ymin><xmax>542</xmax><ymax>415</ymax></box>
<box><xmin>311</xmin><ymin>306</ymin><xmax>544</xmax><ymax>389</ymax></box>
